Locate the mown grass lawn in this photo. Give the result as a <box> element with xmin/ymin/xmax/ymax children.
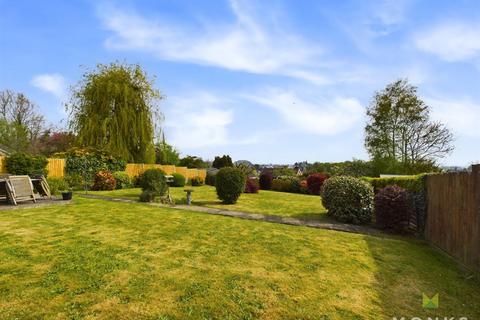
<box><xmin>92</xmin><ymin>185</ymin><xmax>328</xmax><ymax>220</ymax></box>
<box><xmin>0</xmin><ymin>198</ymin><xmax>479</xmax><ymax>319</ymax></box>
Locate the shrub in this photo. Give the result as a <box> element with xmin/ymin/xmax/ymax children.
<box><xmin>65</xmin><ymin>147</ymin><xmax>126</xmax><ymax>188</ymax></box>
<box><xmin>92</xmin><ymin>171</ymin><xmax>116</xmax><ymax>191</ymax></box>
<box><xmin>113</xmin><ymin>171</ymin><xmax>132</xmax><ymax>189</ymax></box>
<box><xmin>64</xmin><ymin>173</ymin><xmax>84</xmax><ymax>190</ymax></box>
<box><xmin>136</xmin><ymin>168</ymin><xmax>167</xmax><ymax>202</ymax></box>
<box><xmin>139</xmin><ymin>190</ymin><xmax>156</xmax><ymax>202</ymax></box>
<box><xmin>271</xmin><ymin>176</ymin><xmax>301</xmax><ymax>193</ymax></box>
<box><xmin>321</xmin><ymin>176</ymin><xmax>374</xmax><ymax>224</ymax></box>
<box><xmin>191</xmin><ymin>177</ymin><xmax>204</xmax><ymax>186</ymax></box>
<box><xmin>259</xmin><ymin>172</ymin><xmax>273</xmax><ymax>190</ymax></box>
<box><xmin>5</xmin><ymin>153</ymin><xmax>48</xmax><ymax>176</ymax></box>
<box><xmin>363</xmin><ymin>175</ymin><xmax>426</xmax><ymax>194</ymax></box>
<box><xmin>215</xmin><ymin>167</ymin><xmax>246</xmax><ymax>204</ymax></box>
<box><xmin>205</xmin><ymin>169</ymin><xmax>218</xmax><ymax>186</ymax></box>
<box><xmin>171</xmin><ymin>173</ymin><xmax>186</xmax><ymax>187</ymax></box>
<box><xmin>375</xmin><ymin>185</ymin><xmax>410</xmax><ymax>232</ymax></box>
<box><xmin>244</xmin><ymin>178</ymin><xmax>259</xmax><ymax>193</ymax></box>
<box><xmin>306</xmin><ymin>173</ymin><xmax>328</xmax><ymax>195</ymax></box>
<box><xmin>47</xmin><ymin>177</ymin><xmax>69</xmax><ymax>194</ymax></box>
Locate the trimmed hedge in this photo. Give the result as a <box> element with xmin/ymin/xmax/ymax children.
<box><xmin>92</xmin><ymin>171</ymin><xmax>116</xmax><ymax>191</ymax></box>
<box><xmin>363</xmin><ymin>174</ymin><xmax>426</xmax><ymax>193</ymax></box>
<box><xmin>321</xmin><ymin>176</ymin><xmax>374</xmax><ymax>224</ymax></box>
<box><xmin>375</xmin><ymin>185</ymin><xmax>410</xmax><ymax>233</ymax></box>
<box><xmin>215</xmin><ymin>167</ymin><xmax>246</xmax><ymax>204</ymax></box>
<box><xmin>171</xmin><ymin>173</ymin><xmax>186</xmax><ymax>187</ymax></box>
<box><xmin>5</xmin><ymin>153</ymin><xmax>48</xmax><ymax>176</ymax></box>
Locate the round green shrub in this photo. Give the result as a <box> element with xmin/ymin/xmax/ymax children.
<box><xmin>113</xmin><ymin>171</ymin><xmax>132</xmax><ymax>189</ymax></box>
<box><xmin>171</xmin><ymin>173</ymin><xmax>186</xmax><ymax>187</ymax></box>
<box><xmin>321</xmin><ymin>176</ymin><xmax>374</xmax><ymax>224</ymax></box>
<box><xmin>215</xmin><ymin>167</ymin><xmax>246</xmax><ymax>204</ymax></box>
<box><xmin>47</xmin><ymin>177</ymin><xmax>69</xmax><ymax>195</ymax></box>
<box><xmin>92</xmin><ymin>171</ymin><xmax>116</xmax><ymax>191</ymax></box>
<box><xmin>5</xmin><ymin>153</ymin><xmax>48</xmax><ymax>176</ymax></box>
<box><xmin>136</xmin><ymin>168</ymin><xmax>167</xmax><ymax>202</ymax></box>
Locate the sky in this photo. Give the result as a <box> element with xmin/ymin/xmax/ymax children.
<box><xmin>1</xmin><ymin>0</ymin><xmax>479</xmax><ymax>166</ymax></box>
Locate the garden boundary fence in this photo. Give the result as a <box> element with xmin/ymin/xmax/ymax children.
<box><xmin>425</xmin><ymin>164</ymin><xmax>480</xmax><ymax>272</ymax></box>
<box><xmin>0</xmin><ymin>157</ymin><xmax>206</xmax><ymax>181</ymax></box>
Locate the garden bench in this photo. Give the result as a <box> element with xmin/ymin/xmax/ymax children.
<box><xmin>6</xmin><ymin>175</ymin><xmax>36</xmax><ymax>205</ymax></box>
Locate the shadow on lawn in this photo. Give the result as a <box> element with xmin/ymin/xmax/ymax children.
<box><xmin>363</xmin><ymin>232</ymin><xmax>480</xmax><ymax>319</ymax></box>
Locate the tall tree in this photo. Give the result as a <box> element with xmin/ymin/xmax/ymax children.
<box><xmin>155</xmin><ymin>134</ymin><xmax>179</xmax><ymax>165</ymax></box>
<box><xmin>212</xmin><ymin>155</ymin><xmax>233</xmax><ymax>169</ymax></box>
<box><xmin>67</xmin><ymin>62</ymin><xmax>162</xmax><ymax>163</ymax></box>
<box><xmin>365</xmin><ymin>79</ymin><xmax>454</xmax><ymax>173</ymax></box>
<box><xmin>0</xmin><ymin>90</ymin><xmax>46</xmax><ymax>153</ymax></box>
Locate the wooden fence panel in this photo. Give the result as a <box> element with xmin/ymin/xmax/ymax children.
<box><xmin>198</xmin><ymin>169</ymin><xmax>206</xmax><ymax>181</ymax></box>
<box><xmin>187</xmin><ymin>168</ymin><xmax>199</xmax><ymax>180</ymax></box>
<box><xmin>46</xmin><ymin>158</ymin><xmax>65</xmax><ymax>178</ymax></box>
<box><xmin>426</xmin><ymin>165</ymin><xmax>480</xmax><ymax>271</ymax></box>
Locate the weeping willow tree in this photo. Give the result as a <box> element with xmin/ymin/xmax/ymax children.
<box><xmin>67</xmin><ymin>63</ymin><xmax>162</xmax><ymax>163</ymax></box>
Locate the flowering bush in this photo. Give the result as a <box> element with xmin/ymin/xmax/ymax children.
<box><xmin>306</xmin><ymin>173</ymin><xmax>328</xmax><ymax>195</ymax></box>
<box><xmin>92</xmin><ymin>171</ymin><xmax>116</xmax><ymax>190</ymax></box>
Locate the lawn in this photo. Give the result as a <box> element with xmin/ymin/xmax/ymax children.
<box><xmin>0</xmin><ymin>198</ymin><xmax>479</xmax><ymax>319</ymax></box>
<box><xmin>91</xmin><ymin>185</ymin><xmax>328</xmax><ymax>220</ymax></box>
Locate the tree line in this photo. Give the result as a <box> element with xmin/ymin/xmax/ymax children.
<box><xmin>1</xmin><ymin>62</ymin><xmax>454</xmax><ymax>175</ymax></box>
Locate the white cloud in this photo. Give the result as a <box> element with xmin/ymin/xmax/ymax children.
<box><xmin>426</xmin><ymin>96</ymin><xmax>480</xmax><ymax>138</ymax></box>
<box><xmin>31</xmin><ymin>73</ymin><xmax>66</xmax><ymax>99</ymax></box>
<box><xmin>415</xmin><ymin>22</ymin><xmax>480</xmax><ymax>62</ymax></box>
<box><xmin>244</xmin><ymin>88</ymin><xmax>364</xmax><ymax>135</ymax></box>
<box><xmin>98</xmin><ymin>1</ymin><xmax>325</xmax><ymax>83</ymax></box>
<box><xmin>163</xmin><ymin>92</ymin><xmax>234</xmax><ymax>149</ymax></box>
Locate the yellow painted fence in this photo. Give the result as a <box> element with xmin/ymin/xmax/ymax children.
<box><xmin>0</xmin><ymin>156</ymin><xmax>206</xmax><ymax>180</ymax></box>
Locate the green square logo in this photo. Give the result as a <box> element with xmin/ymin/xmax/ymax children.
<box><xmin>422</xmin><ymin>293</ymin><xmax>439</xmax><ymax>309</ymax></box>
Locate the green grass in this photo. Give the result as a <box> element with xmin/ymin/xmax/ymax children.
<box><xmin>0</xmin><ymin>198</ymin><xmax>479</xmax><ymax>319</ymax></box>
<box><xmin>91</xmin><ymin>185</ymin><xmax>328</xmax><ymax>220</ymax></box>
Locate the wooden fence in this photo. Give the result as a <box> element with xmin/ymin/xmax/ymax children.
<box><xmin>426</xmin><ymin>165</ymin><xmax>480</xmax><ymax>272</ymax></box>
<box><xmin>0</xmin><ymin>156</ymin><xmax>206</xmax><ymax>180</ymax></box>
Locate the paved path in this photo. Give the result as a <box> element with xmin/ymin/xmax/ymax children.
<box><xmin>79</xmin><ymin>193</ymin><xmax>383</xmax><ymax>236</ymax></box>
<box><xmin>0</xmin><ymin>198</ymin><xmax>72</xmax><ymax>211</ymax></box>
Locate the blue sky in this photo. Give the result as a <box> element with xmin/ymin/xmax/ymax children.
<box><xmin>1</xmin><ymin>0</ymin><xmax>479</xmax><ymax>165</ymax></box>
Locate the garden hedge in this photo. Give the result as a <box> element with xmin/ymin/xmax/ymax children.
<box><xmin>375</xmin><ymin>185</ymin><xmax>410</xmax><ymax>233</ymax></box>
<box><xmin>364</xmin><ymin>174</ymin><xmax>428</xmax><ymax>234</ymax></box>
<box><xmin>6</xmin><ymin>153</ymin><xmax>48</xmax><ymax>176</ymax></box>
